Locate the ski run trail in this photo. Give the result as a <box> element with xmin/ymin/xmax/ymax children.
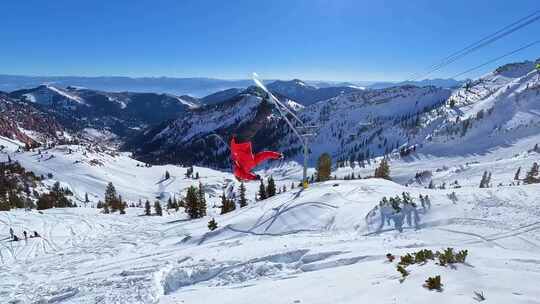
<box><xmin>1</xmin><ymin>133</ymin><xmax>540</xmax><ymax>304</ymax></box>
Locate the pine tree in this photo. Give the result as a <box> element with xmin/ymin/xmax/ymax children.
<box><xmin>84</xmin><ymin>192</ymin><xmax>90</xmax><ymax>207</ymax></box>
<box><xmin>144</xmin><ymin>200</ymin><xmax>151</xmax><ymax>216</ymax></box>
<box><xmin>167</xmin><ymin>197</ymin><xmax>173</xmax><ymax>209</ymax></box>
<box><xmin>316</xmin><ymin>153</ymin><xmax>332</xmax><ymax>182</ymax></box>
<box><xmin>0</xmin><ymin>195</ymin><xmax>10</xmax><ymax>211</ymax></box>
<box><xmin>525</xmin><ymin>162</ymin><xmax>539</xmax><ymax>184</ymax></box>
<box><xmin>185</xmin><ymin>186</ymin><xmax>199</xmax><ymax>219</ymax></box>
<box><xmin>208</xmin><ymin>218</ymin><xmax>218</xmax><ymax>231</ymax></box>
<box><xmin>220</xmin><ymin>191</ymin><xmax>236</xmax><ymax>214</ymax></box>
<box><xmin>515</xmin><ymin>167</ymin><xmax>521</xmax><ymax>180</ymax></box>
<box><xmin>165</xmin><ymin>171</ymin><xmax>170</xmax><ymax>180</ymax></box>
<box><xmin>197</xmin><ymin>182</ymin><xmax>207</xmax><ymax>217</ymax></box>
<box><xmin>374</xmin><ymin>159</ymin><xmax>391</xmax><ymax>180</ymax></box>
<box><xmin>267</xmin><ymin>176</ymin><xmax>276</xmax><ymax>197</ymax></box>
<box><xmin>258</xmin><ymin>180</ymin><xmax>267</xmax><ymax>200</ymax></box>
<box><xmin>154</xmin><ymin>201</ymin><xmax>163</xmax><ymax>216</ymax></box>
<box><xmin>238</xmin><ymin>182</ymin><xmax>248</xmax><ymax>208</ymax></box>
<box><xmin>105</xmin><ymin>182</ymin><xmax>121</xmax><ymax>212</ymax></box>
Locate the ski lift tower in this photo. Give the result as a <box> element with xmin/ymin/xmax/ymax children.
<box><xmin>252</xmin><ymin>73</ymin><xmax>317</xmax><ymax>189</ymax></box>
<box><xmin>297</xmin><ymin>125</ymin><xmax>318</xmax><ymax>188</ymax></box>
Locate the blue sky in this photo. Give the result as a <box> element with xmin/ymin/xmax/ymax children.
<box><xmin>1</xmin><ymin>0</ymin><xmax>538</xmax><ymax>81</ymax></box>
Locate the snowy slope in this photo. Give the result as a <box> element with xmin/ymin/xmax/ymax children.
<box><xmin>19</xmin><ymin>85</ymin><xmax>85</xmax><ymax>106</ymax></box>
<box><xmin>2</xmin><ymin>116</ymin><xmax>540</xmax><ymax>303</ymax></box>
<box><xmin>2</xmin><ymin>177</ymin><xmax>539</xmax><ymax>303</ymax></box>
<box><xmin>0</xmin><ymin>137</ymin><xmax>299</xmax><ymax>211</ymax></box>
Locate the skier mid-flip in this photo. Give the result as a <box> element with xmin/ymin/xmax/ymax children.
<box><xmin>231</xmin><ymin>136</ymin><xmax>282</xmax><ymax>181</ymax></box>
<box><xmin>229</xmin><ymin>73</ymin><xmax>308</xmax><ymax>182</ymax></box>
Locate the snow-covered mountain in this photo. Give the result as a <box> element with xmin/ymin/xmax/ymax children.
<box><xmin>267</xmin><ymin>79</ymin><xmax>363</xmax><ymax>105</ymax></box>
<box><xmin>0</xmin><ymin>93</ymin><xmax>66</xmax><ymax>146</ymax></box>
<box><xmin>125</xmin><ymin>87</ymin><xmax>284</xmax><ymax>166</ymax></box>
<box><xmin>8</xmin><ymin>85</ymin><xmax>200</xmax><ymax>138</ymax></box>
<box><xmin>126</xmin><ymin>59</ymin><xmax>540</xmax><ymax>171</ymax></box>
<box><xmin>200</xmin><ymin>88</ymin><xmax>244</xmax><ymax>105</ymax></box>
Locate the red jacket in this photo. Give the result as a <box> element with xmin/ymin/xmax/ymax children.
<box><xmin>231</xmin><ymin>137</ymin><xmax>282</xmax><ymax>181</ymax></box>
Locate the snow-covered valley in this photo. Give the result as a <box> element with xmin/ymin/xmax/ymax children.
<box><xmin>1</xmin><ymin>128</ymin><xmax>540</xmax><ymax>303</ymax></box>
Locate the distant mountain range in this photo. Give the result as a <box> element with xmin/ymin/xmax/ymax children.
<box><xmin>0</xmin><ymin>74</ymin><xmax>463</xmax><ymax>98</ymax></box>
<box><xmin>368</xmin><ymin>78</ymin><xmax>466</xmax><ymax>89</ymax></box>
<box><xmin>0</xmin><ymin>75</ymin><xmax>254</xmax><ymax>98</ymax></box>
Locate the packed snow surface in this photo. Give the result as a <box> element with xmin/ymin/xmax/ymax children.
<box><xmin>1</xmin><ymin>122</ymin><xmax>540</xmax><ymax>303</ymax></box>
<box><xmin>2</xmin><ymin>179</ymin><xmax>540</xmax><ymax>303</ymax></box>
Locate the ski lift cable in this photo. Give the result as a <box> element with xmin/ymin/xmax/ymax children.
<box><xmin>407</xmin><ymin>10</ymin><xmax>540</xmax><ymax>81</ymax></box>
<box><xmin>450</xmin><ymin>39</ymin><xmax>540</xmax><ymax>79</ymax></box>
<box><xmin>411</xmin><ymin>14</ymin><xmax>540</xmax><ymax>81</ymax></box>
<box><xmin>408</xmin><ymin>11</ymin><xmax>540</xmax><ymax>81</ymax></box>
<box><xmin>408</xmin><ymin>10</ymin><xmax>540</xmax><ymax>80</ymax></box>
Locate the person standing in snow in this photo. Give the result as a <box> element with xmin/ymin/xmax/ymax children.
<box><xmin>23</xmin><ymin>231</ymin><xmax>28</xmax><ymax>240</ymax></box>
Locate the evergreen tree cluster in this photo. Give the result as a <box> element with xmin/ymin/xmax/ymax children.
<box><xmin>374</xmin><ymin>159</ymin><xmax>391</xmax><ymax>180</ymax></box>
<box><xmin>103</xmin><ymin>182</ymin><xmax>126</xmax><ymax>214</ymax></box>
<box><xmin>184</xmin><ymin>166</ymin><xmax>199</xmax><ymax>179</ymax></box>
<box><xmin>0</xmin><ymin>161</ymin><xmax>42</xmax><ymax>211</ymax></box>
<box><xmin>220</xmin><ymin>191</ymin><xmax>236</xmax><ymax>214</ymax></box>
<box><xmin>166</xmin><ymin>197</ymin><xmax>180</xmax><ymax>211</ymax></box>
<box><xmin>221</xmin><ymin>181</ymin><xmax>250</xmax><ymax>215</ymax></box>
<box><xmin>524</xmin><ymin>162</ymin><xmax>539</xmax><ymax>184</ymax></box>
<box><xmin>36</xmin><ymin>181</ymin><xmax>75</xmax><ymax>210</ymax></box>
<box><xmin>257</xmin><ymin>176</ymin><xmax>278</xmax><ymax>201</ymax></box>
<box><xmin>184</xmin><ymin>183</ymin><xmax>207</xmax><ymax>219</ymax></box>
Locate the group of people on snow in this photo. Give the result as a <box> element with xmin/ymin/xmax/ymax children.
<box><xmin>8</xmin><ymin>227</ymin><xmax>40</xmax><ymax>242</ymax></box>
